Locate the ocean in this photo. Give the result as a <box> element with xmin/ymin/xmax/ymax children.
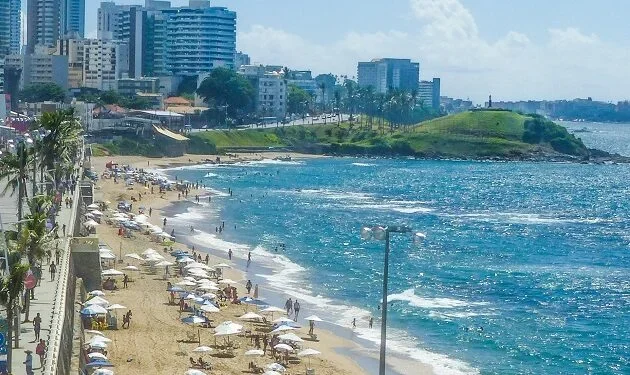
<box><xmin>161</xmin><ymin>122</ymin><xmax>630</xmax><ymax>375</ymax></box>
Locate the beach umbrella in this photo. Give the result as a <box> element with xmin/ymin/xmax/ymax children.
<box><xmin>99</xmin><ymin>252</ymin><xmax>116</xmax><ymax>260</ymax></box>
<box><xmin>304</xmin><ymin>315</ymin><xmax>323</xmax><ymax>322</ymax></box>
<box><xmin>85</xmin><ymin>360</ymin><xmax>114</xmax><ymax>368</ymax></box>
<box><xmin>184</xmin><ymin>370</ymin><xmax>206</xmax><ymax>375</ymax></box>
<box><xmin>125</xmin><ymin>253</ymin><xmax>143</xmax><ymax>261</ymax></box>
<box><xmin>184</xmin><ymin>293</ymin><xmax>197</xmax><ymax>300</ymax></box>
<box><xmin>102</xmin><ymin>269</ymin><xmax>124</xmax><ymax>276</ymax></box>
<box><xmin>107</xmin><ymin>304</ymin><xmax>127</xmax><ymax>311</ymax></box>
<box><xmin>263</xmin><ymin>372</ymin><xmax>282</xmax><ymax>375</ymax></box>
<box><xmin>88</xmin><ymin>290</ymin><xmax>105</xmax><ymax>297</ymax></box>
<box><xmin>218</xmin><ymin>278</ymin><xmax>237</xmax><ymax>284</ymax></box>
<box><xmin>244</xmin><ymin>349</ymin><xmax>265</xmax><ymax>356</ymax></box>
<box><xmin>85</xmin><ymin>329</ymin><xmax>105</xmax><ymax>337</ymax></box>
<box><xmin>185</xmin><ymin>262</ymin><xmax>209</xmax><ymax>270</ymax></box>
<box><xmin>93</xmin><ymin>369</ymin><xmax>114</xmax><ymax>375</ymax></box>
<box><xmin>273</xmin><ymin>344</ymin><xmax>293</xmax><ymax>352</ymax></box>
<box><xmin>85</xmin><ymin>296</ymin><xmax>109</xmax><ymax>306</ymax></box>
<box><xmin>200</xmin><ymin>293</ymin><xmax>216</xmax><ymax>300</ymax></box>
<box><xmin>270</xmin><ymin>325</ymin><xmax>296</xmax><ymax>334</ymax></box>
<box><xmin>183</xmin><ymin>276</ymin><xmax>197</xmax><ymax>282</ymax></box>
<box><xmin>192</xmin><ymin>346</ymin><xmax>213</xmax><ymax>353</ymax></box>
<box><xmin>176</xmin><ymin>280</ymin><xmax>197</xmax><ymax>287</ymax></box>
<box><xmin>214</xmin><ymin>321</ymin><xmax>243</xmax><ymax>337</ymax></box>
<box><xmin>85</xmin><ymin>212</ymin><xmax>95</xmax><ymax>218</ymax></box>
<box><xmin>87</xmin><ymin>203</ymin><xmax>99</xmax><ymax>209</ymax></box>
<box><xmin>88</xmin><ymin>341</ymin><xmax>108</xmax><ymax>349</ymax></box>
<box><xmin>200</xmin><ymin>304</ymin><xmax>220</xmax><ymax>313</ymax></box>
<box><xmin>81</xmin><ymin>305</ymin><xmax>108</xmax><ymax>315</ymax></box>
<box><xmin>239</xmin><ymin>312</ymin><xmax>263</xmax><ymax>321</ymax></box>
<box><xmin>91</xmin><ymin>210</ymin><xmax>104</xmax><ymax>216</ymax></box>
<box><xmin>240</xmin><ymin>297</ymin><xmax>268</xmax><ymax>307</ymax></box>
<box><xmin>260</xmin><ymin>306</ymin><xmax>285</xmax><ymax>320</ymax></box>
<box><xmin>182</xmin><ymin>315</ymin><xmax>206</xmax><ymax>343</ymax></box>
<box><xmin>84</xmin><ymin>219</ymin><xmax>99</xmax><ymax>227</ymax></box>
<box><xmin>168</xmin><ymin>286</ymin><xmax>186</xmax><ymax>293</ymax></box>
<box><xmin>266</xmin><ymin>363</ymin><xmax>286</xmax><ymax>372</ymax></box>
<box><xmin>278</xmin><ymin>333</ymin><xmax>303</xmax><ymax>343</ymax></box>
<box><xmin>90</xmin><ymin>335</ymin><xmax>112</xmax><ymax>344</ymax></box>
<box><xmin>145</xmin><ymin>254</ymin><xmax>165</xmax><ymax>262</ymax></box>
<box><xmin>88</xmin><ymin>352</ymin><xmax>108</xmax><ymax>360</ymax></box>
<box><xmin>122</xmin><ymin>265</ymin><xmax>139</xmax><ymax>271</ymax></box>
<box><xmin>298</xmin><ymin>348</ymin><xmax>321</xmax><ymax>369</ymax></box>
<box><xmin>178</xmin><ymin>257</ymin><xmax>195</xmax><ymax>263</ymax></box>
<box><xmin>272</xmin><ymin>317</ymin><xmax>295</xmax><ymax>324</ymax></box>
<box><xmin>197</xmin><ymin>284</ymin><xmax>219</xmax><ymax>291</ymax></box>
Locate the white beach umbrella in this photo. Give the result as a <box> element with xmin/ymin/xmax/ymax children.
<box><xmin>125</xmin><ymin>253</ymin><xmax>143</xmax><ymax>261</ymax></box>
<box><xmin>182</xmin><ymin>316</ymin><xmax>206</xmax><ymax>325</ymax></box>
<box><xmin>192</xmin><ymin>346</ymin><xmax>213</xmax><ymax>353</ymax></box>
<box><xmin>197</xmin><ymin>284</ymin><xmax>219</xmax><ymax>291</ymax></box>
<box><xmin>99</xmin><ymin>252</ymin><xmax>116</xmax><ymax>260</ymax></box>
<box><xmin>260</xmin><ymin>306</ymin><xmax>285</xmax><ymax>314</ymax></box>
<box><xmin>214</xmin><ymin>321</ymin><xmax>243</xmax><ymax>336</ymax></box>
<box><xmin>178</xmin><ymin>257</ymin><xmax>195</xmax><ymax>263</ymax></box>
<box><xmin>185</xmin><ymin>262</ymin><xmax>208</xmax><ymax>270</ymax></box>
<box><xmin>81</xmin><ymin>305</ymin><xmax>108</xmax><ymax>315</ymax></box>
<box><xmin>85</xmin><ymin>212</ymin><xmax>94</xmax><ymax>218</ymax></box>
<box><xmin>298</xmin><ymin>348</ymin><xmax>321</xmax><ymax>368</ymax></box>
<box><xmin>107</xmin><ymin>304</ymin><xmax>127</xmax><ymax>311</ymax></box>
<box><xmin>93</xmin><ymin>369</ymin><xmax>114</xmax><ymax>375</ymax></box>
<box><xmin>272</xmin><ymin>317</ymin><xmax>295</xmax><ymax>324</ymax></box>
<box><xmin>185</xmin><ymin>370</ymin><xmax>206</xmax><ymax>375</ymax></box>
<box><xmin>184</xmin><ymin>294</ymin><xmax>197</xmax><ymax>300</ymax></box>
<box><xmin>239</xmin><ymin>312</ymin><xmax>263</xmax><ymax>321</ymax></box>
<box><xmin>263</xmin><ymin>372</ymin><xmax>282</xmax><ymax>375</ymax></box>
<box><xmin>89</xmin><ymin>336</ymin><xmax>112</xmax><ymax>344</ymax></box>
<box><xmin>88</xmin><ymin>290</ymin><xmax>105</xmax><ymax>297</ymax></box>
<box><xmin>244</xmin><ymin>349</ymin><xmax>265</xmax><ymax>356</ymax></box>
<box><xmin>88</xmin><ymin>340</ymin><xmax>108</xmax><ymax>349</ymax></box>
<box><xmin>183</xmin><ymin>276</ymin><xmax>197</xmax><ymax>282</ymax></box>
<box><xmin>122</xmin><ymin>265</ymin><xmax>139</xmax><ymax>271</ymax></box>
<box><xmin>176</xmin><ymin>280</ymin><xmax>197</xmax><ymax>287</ymax></box>
<box><xmin>84</xmin><ymin>219</ymin><xmax>99</xmax><ymax>227</ymax></box>
<box><xmin>142</xmin><ymin>248</ymin><xmax>158</xmax><ymax>256</ymax></box>
<box><xmin>273</xmin><ymin>344</ymin><xmax>293</xmax><ymax>352</ymax></box>
<box><xmin>196</xmin><ymin>278</ymin><xmax>214</xmax><ymax>284</ymax></box>
<box><xmin>91</xmin><ymin>210</ymin><xmax>104</xmax><ymax>216</ymax></box>
<box><xmin>145</xmin><ymin>254</ymin><xmax>165</xmax><ymax>262</ymax></box>
<box><xmin>304</xmin><ymin>315</ymin><xmax>323</xmax><ymax>322</ymax></box>
<box><xmin>102</xmin><ymin>269</ymin><xmax>124</xmax><ymax>276</ymax></box>
<box><xmin>85</xmin><ymin>296</ymin><xmax>109</xmax><ymax>306</ymax></box>
<box><xmin>200</xmin><ymin>293</ymin><xmax>217</xmax><ymax>300</ymax></box>
<box><xmin>200</xmin><ymin>304</ymin><xmax>220</xmax><ymax>313</ymax></box>
<box><xmin>266</xmin><ymin>363</ymin><xmax>287</xmax><ymax>372</ymax></box>
<box><xmin>87</xmin><ymin>203</ymin><xmax>99</xmax><ymax>209</ymax></box>
<box><xmin>278</xmin><ymin>333</ymin><xmax>303</xmax><ymax>342</ymax></box>
<box><xmin>88</xmin><ymin>352</ymin><xmax>108</xmax><ymax>360</ymax></box>
<box><xmin>270</xmin><ymin>325</ymin><xmax>297</xmax><ymax>334</ymax></box>
<box><xmin>218</xmin><ymin>278</ymin><xmax>237</xmax><ymax>284</ymax></box>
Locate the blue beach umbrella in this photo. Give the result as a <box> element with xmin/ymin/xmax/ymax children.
<box><xmin>239</xmin><ymin>297</ymin><xmax>268</xmax><ymax>307</ymax></box>
<box><xmin>81</xmin><ymin>305</ymin><xmax>108</xmax><ymax>315</ymax></box>
<box><xmin>167</xmin><ymin>286</ymin><xmax>186</xmax><ymax>293</ymax></box>
<box><xmin>85</xmin><ymin>360</ymin><xmax>114</xmax><ymax>368</ymax></box>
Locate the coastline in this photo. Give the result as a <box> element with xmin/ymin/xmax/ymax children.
<box><xmin>90</xmin><ymin>153</ymin><xmax>436</xmax><ymax>375</ymax></box>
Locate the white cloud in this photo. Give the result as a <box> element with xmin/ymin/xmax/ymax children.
<box><xmin>238</xmin><ymin>0</ymin><xmax>629</xmax><ymax>103</ymax></box>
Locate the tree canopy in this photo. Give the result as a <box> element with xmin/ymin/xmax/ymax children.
<box><xmin>19</xmin><ymin>82</ymin><xmax>66</xmax><ymax>103</ymax></box>
<box><xmin>287</xmin><ymin>85</ymin><xmax>311</xmax><ymax>115</ymax></box>
<box><xmin>196</xmin><ymin>68</ymin><xmax>255</xmax><ymax>117</ymax></box>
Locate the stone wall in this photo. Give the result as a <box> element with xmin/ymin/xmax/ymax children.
<box><xmin>71</xmin><ymin>237</ymin><xmax>101</xmax><ymax>292</ymax></box>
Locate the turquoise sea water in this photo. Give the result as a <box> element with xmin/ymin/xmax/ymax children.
<box><xmin>166</xmin><ymin>123</ymin><xmax>630</xmax><ymax>374</ymax></box>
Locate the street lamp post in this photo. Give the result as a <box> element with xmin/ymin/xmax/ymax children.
<box><xmin>361</xmin><ymin>225</ymin><xmax>415</xmax><ymax>375</ymax></box>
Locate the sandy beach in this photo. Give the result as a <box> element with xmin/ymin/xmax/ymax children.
<box><xmin>88</xmin><ymin>152</ymin><xmax>380</xmax><ymax>375</ymax></box>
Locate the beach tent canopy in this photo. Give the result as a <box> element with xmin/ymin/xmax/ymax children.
<box><xmin>214</xmin><ymin>321</ymin><xmax>243</xmax><ymax>336</ymax></box>
<box><xmin>200</xmin><ymin>304</ymin><xmax>220</xmax><ymax>313</ymax></box>
<box><xmin>304</xmin><ymin>315</ymin><xmax>323</xmax><ymax>322</ymax></box>
<box><xmin>85</xmin><ymin>296</ymin><xmax>109</xmax><ymax>306</ymax></box>
<box><xmin>239</xmin><ymin>312</ymin><xmax>263</xmax><ymax>321</ymax></box>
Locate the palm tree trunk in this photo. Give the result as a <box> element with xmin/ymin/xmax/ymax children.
<box><xmin>17</xmin><ymin>180</ymin><xmax>23</xmax><ymax>234</ymax></box>
<box><xmin>6</xmin><ymin>307</ymin><xmax>13</xmax><ymax>373</ymax></box>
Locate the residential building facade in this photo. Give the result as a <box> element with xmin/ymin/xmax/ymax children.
<box><xmin>0</xmin><ymin>0</ymin><xmax>22</xmax><ymax>58</ymax></box>
<box><xmin>357</xmin><ymin>58</ymin><xmax>420</xmax><ymax>94</ymax></box>
<box><xmin>287</xmin><ymin>70</ymin><xmax>318</xmax><ymax>98</ymax></box>
<box><xmin>23</xmin><ymin>53</ymin><xmax>69</xmax><ymax>89</ymax></box>
<box><xmin>418</xmin><ymin>78</ymin><xmax>441</xmax><ymax>109</ymax></box>
<box><xmin>55</xmin><ymin>38</ymin><xmax>85</xmax><ymax>88</ymax></box>
<box><xmin>238</xmin><ymin>65</ymin><xmax>286</xmax><ymax>119</ymax></box>
<box><xmin>27</xmin><ymin>0</ymin><xmax>62</xmax><ymax>52</ymax></box>
<box><xmin>62</xmin><ymin>0</ymin><xmax>85</xmax><ymax>38</ymax></box>
<box><xmin>83</xmin><ymin>39</ymin><xmax>128</xmax><ymax>91</ymax></box>
<box><xmin>117</xmin><ymin>77</ymin><xmax>160</xmax><ymax>96</ymax></box>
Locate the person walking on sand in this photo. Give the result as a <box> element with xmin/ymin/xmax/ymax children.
<box><xmin>49</xmin><ymin>262</ymin><xmax>56</xmax><ymax>281</ymax></box>
<box><xmin>285</xmin><ymin>298</ymin><xmax>293</xmax><ymax>316</ymax></box>
<box><xmin>352</xmin><ymin>318</ymin><xmax>356</xmax><ymax>329</ymax></box>
<box><xmin>309</xmin><ymin>320</ymin><xmax>315</xmax><ymax>335</ymax></box>
<box><xmin>369</xmin><ymin>316</ymin><xmax>374</xmax><ymax>328</ymax></box>
<box><xmin>246</xmin><ymin>280</ymin><xmax>252</xmax><ymax>294</ymax></box>
<box><xmin>123</xmin><ymin>274</ymin><xmax>129</xmax><ymax>288</ymax></box>
<box><xmin>293</xmin><ymin>300</ymin><xmax>300</xmax><ymax>321</ymax></box>
<box><xmin>149</xmin><ymin>207</ymin><xmax>152</xmax><ymax>216</ymax></box>
<box><xmin>62</xmin><ymin>223</ymin><xmax>66</xmax><ymax>237</ymax></box>
<box><xmin>163</xmin><ymin>218</ymin><xmax>167</xmax><ymax>227</ymax></box>
<box><xmin>33</xmin><ymin>313</ymin><xmax>42</xmax><ymax>340</ymax></box>
<box><xmin>228</xmin><ymin>249</ymin><xmax>232</xmax><ymax>260</ymax></box>
<box><xmin>247</xmin><ymin>251</ymin><xmax>252</xmax><ymax>268</ymax></box>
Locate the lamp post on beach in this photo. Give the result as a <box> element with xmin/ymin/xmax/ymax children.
<box><xmin>361</xmin><ymin>225</ymin><xmax>424</xmax><ymax>375</ymax></box>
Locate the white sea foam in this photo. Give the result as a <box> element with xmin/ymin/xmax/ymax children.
<box><xmin>445</xmin><ymin>212</ymin><xmax>608</xmax><ymax>225</ymax></box>
<box><xmin>389</xmin><ymin>289</ymin><xmax>489</xmax><ymax>309</ymax></box>
<box><xmin>351</xmin><ymin>162</ymin><xmax>376</xmax><ymax>167</ymax></box>
<box><xmin>349</xmin><ymin>203</ymin><xmax>434</xmax><ymax>214</ymax></box>
<box><xmin>204</xmin><ymin>172</ymin><xmax>219</xmax><ymax>178</ymax></box>
<box><xmin>173</xmin><ymin>210</ymin><xmax>206</xmax><ymax>221</ymax></box>
<box><xmin>297</xmin><ymin>189</ymin><xmax>373</xmax><ymax>201</ymax></box>
<box><xmin>246</xmin><ymin>159</ymin><xmax>304</xmax><ymax>166</ymax></box>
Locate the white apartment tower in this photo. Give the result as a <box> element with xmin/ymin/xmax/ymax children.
<box><xmin>83</xmin><ymin>39</ymin><xmax>128</xmax><ymax>91</ymax></box>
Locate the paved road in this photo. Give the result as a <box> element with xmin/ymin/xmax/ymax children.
<box><xmin>189</xmin><ymin>114</ymin><xmax>352</xmax><ymax>132</ymax></box>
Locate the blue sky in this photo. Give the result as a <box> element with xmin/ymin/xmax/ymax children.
<box><xmin>77</xmin><ymin>0</ymin><xmax>630</xmax><ymax>102</ymax></box>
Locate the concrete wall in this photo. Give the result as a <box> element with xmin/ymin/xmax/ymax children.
<box><xmin>71</xmin><ymin>237</ymin><xmax>101</xmax><ymax>292</ymax></box>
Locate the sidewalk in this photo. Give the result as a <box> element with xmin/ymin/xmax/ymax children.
<box><xmin>10</xmin><ymin>203</ymin><xmax>75</xmax><ymax>374</ymax></box>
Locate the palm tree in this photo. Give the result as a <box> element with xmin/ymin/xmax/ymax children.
<box><xmin>334</xmin><ymin>90</ymin><xmax>342</xmax><ymax>126</ymax></box>
<box><xmin>17</xmin><ymin>195</ymin><xmax>54</xmax><ymax>321</ymax></box>
<box><xmin>318</xmin><ymin>82</ymin><xmax>327</xmax><ymax>124</ymax></box>
<box><xmin>0</xmin><ymin>261</ymin><xmax>29</xmax><ymax>373</ymax></box>
<box><xmin>0</xmin><ymin>142</ymin><xmax>33</xmax><ymax>233</ymax></box>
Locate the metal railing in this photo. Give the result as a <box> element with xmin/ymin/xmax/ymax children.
<box><xmin>42</xmin><ymin>143</ymin><xmax>85</xmax><ymax>375</ymax></box>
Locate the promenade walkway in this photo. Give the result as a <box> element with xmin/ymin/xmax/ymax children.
<box><xmin>1</xmin><ymin>195</ymin><xmax>77</xmax><ymax>374</ymax></box>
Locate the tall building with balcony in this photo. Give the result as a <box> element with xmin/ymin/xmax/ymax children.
<box><xmin>62</xmin><ymin>0</ymin><xmax>85</xmax><ymax>37</ymax></box>
<box><xmin>357</xmin><ymin>58</ymin><xmax>419</xmax><ymax>94</ymax></box>
<box><xmin>83</xmin><ymin>39</ymin><xmax>128</xmax><ymax>91</ymax></box>
<box><xmin>162</xmin><ymin>1</ymin><xmax>236</xmax><ymax>76</ymax></box>
<box><xmin>27</xmin><ymin>0</ymin><xmax>62</xmax><ymax>53</ymax></box>
<box><xmin>0</xmin><ymin>0</ymin><xmax>22</xmax><ymax>58</ymax></box>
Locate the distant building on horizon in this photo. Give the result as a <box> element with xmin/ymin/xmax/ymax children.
<box><xmin>418</xmin><ymin>78</ymin><xmax>441</xmax><ymax>110</ymax></box>
<box><xmin>235</xmin><ymin>52</ymin><xmax>250</xmax><ymax>70</ymax></box>
<box><xmin>357</xmin><ymin>58</ymin><xmax>419</xmax><ymax>94</ymax></box>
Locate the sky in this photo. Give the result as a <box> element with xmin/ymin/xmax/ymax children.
<box><xmin>53</xmin><ymin>1</ymin><xmax>630</xmax><ymax>103</ymax></box>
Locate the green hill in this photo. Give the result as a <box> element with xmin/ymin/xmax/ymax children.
<box><xmin>188</xmin><ymin>110</ymin><xmax>591</xmax><ymax>160</ymax></box>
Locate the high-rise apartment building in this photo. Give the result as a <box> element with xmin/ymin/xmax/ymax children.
<box><xmin>418</xmin><ymin>78</ymin><xmax>441</xmax><ymax>109</ymax></box>
<box><xmin>0</xmin><ymin>0</ymin><xmax>22</xmax><ymax>58</ymax></box>
<box><xmin>27</xmin><ymin>0</ymin><xmax>62</xmax><ymax>52</ymax></box>
<box><xmin>97</xmin><ymin>0</ymin><xmax>236</xmax><ymax>78</ymax></box>
<box><xmin>62</xmin><ymin>0</ymin><xmax>85</xmax><ymax>38</ymax></box>
<box><xmin>357</xmin><ymin>58</ymin><xmax>420</xmax><ymax>94</ymax></box>
<box><xmin>83</xmin><ymin>39</ymin><xmax>128</xmax><ymax>91</ymax></box>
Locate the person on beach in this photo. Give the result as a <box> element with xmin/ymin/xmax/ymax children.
<box><xmin>163</xmin><ymin>218</ymin><xmax>167</xmax><ymax>227</ymax></box>
<box><xmin>309</xmin><ymin>320</ymin><xmax>315</xmax><ymax>335</ymax></box>
<box><xmin>33</xmin><ymin>313</ymin><xmax>42</xmax><ymax>340</ymax></box>
<box><xmin>352</xmin><ymin>318</ymin><xmax>356</xmax><ymax>329</ymax></box>
<box><xmin>49</xmin><ymin>261</ymin><xmax>56</xmax><ymax>281</ymax></box>
<box><xmin>285</xmin><ymin>298</ymin><xmax>293</xmax><ymax>316</ymax></box>
<box><xmin>123</xmin><ymin>310</ymin><xmax>132</xmax><ymax>329</ymax></box>
<box><xmin>149</xmin><ymin>207</ymin><xmax>152</xmax><ymax>216</ymax></box>
<box><xmin>55</xmin><ymin>249</ymin><xmax>61</xmax><ymax>265</ymax></box>
<box><xmin>369</xmin><ymin>317</ymin><xmax>374</xmax><ymax>328</ymax></box>
<box><xmin>293</xmin><ymin>300</ymin><xmax>301</xmax><ymax>320</ymax></box>
<box><xmin>228</xmin><ymin>249</ymin><xmax>232</xmax><ymax>260</ymax></box>
<box><xmin>171</xmin><ymin>229</ymin><xmax>175</xmax><ymax>238</ymax></box>
<box><xmin>62</xmin><ymin>223</ymin><xmax>66</xmax><ymax>237</ymax></box>
<box><xmin>123</xmin><ymin>274</ymin><xmax>129</xmax><ymax>288</ymax></box>
<box><xmin>190</xmin><ymin>226</ymin><xmax>195</xmax><ymax>233</ymax></box>
<box><xmin>246</xmin><ymin>280</ymin><xmax>252</xmax><ymax>294</ymax></box>
<box><xmin>262</xmin><ymin>335</ymin><xmax>269</xmax><ymax>354</ymax></box>
<box><xmin>204</xmin><ymin>254</ymin><xmax>209</xmax><ymax>264</ymax></box>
